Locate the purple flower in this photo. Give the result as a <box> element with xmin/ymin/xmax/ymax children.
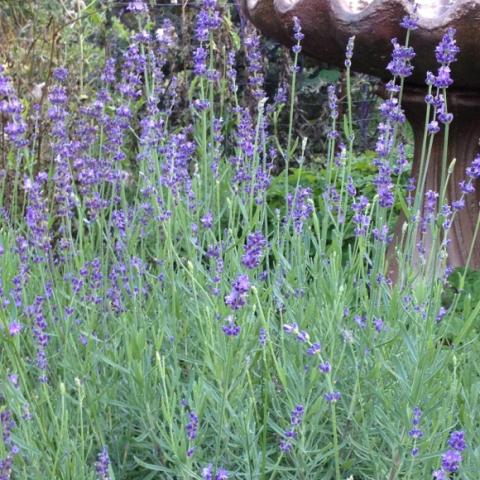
<box><xmin>280</xmin><ymin>405</ymin><xmax>304</xmax><ymax>452</ymax></box>
<box><xmin>280</xmin><ymin>440</ymin><xmax>292</xmax><ymax>452</ymax></box>
<box><xmin>306</xmin><ymin>343</ymin><xmax>321</xmax><ymax>356</ymax></box>
<box><xmin>244</xmin><ymin>30</ymin><xmax>265</xmax><ymax>100</ymax></box>
<box><xmin>327</xmin><ymin>84</ymin><xmax>339</xmax><ymax>124</ymax></box>
<box><xmin>225</xmin><ymin>274</ymin><xmax>250</xmax><ymax>311</ymax></box>
<box><xmin>433</xmin><ymin>66</ymin><xmax>453</xmax><ymax>89</ymax></box>
<box><xmin>215</xmin><ymin>468</ymin><xmax>229</xmax><ymax>480</ymax></box>
<box><xmin>354</xmin><ymin>314</ymin><xmax>367</xmax><ymax>328</ymax></box>
<box><xmin>428</xmin><ymin>120</ymin><xmax>440</xmax><ymax>134</ymax></box>
<box><xmin>8</xmin><ymin>374</ymin><xmax>19</xmax><ymax>388</ymax></box>
<box><xmin>186</xmin><ymin>412</ymin><xmax>198</xmax><ymax>441</ymax></box>
<box><xmin>435</xmin><ymin>28</ymin><xmax>459</xmax><ymax>66</ymax></box>
<box><xmin>202</xmin><ymin>464</ymin><xmax>213</xmax><ymax>480</ymax></box>
<box><xmin>222</xmin><ymin>316</ymin><xmax>241</xmax><ymax>337</ymax></box>
<box><xmin>466</xmin><ymin>154</ymin><xmax>480</xmax><ymax>179</ymax></box>
<box><xmin>193</xmin><ymin>47</ymin><xmax>208</xmax><ymax>76</ymax></box>
<box><xmin>1</xmin><ymin>411</ymin><xmax>15</xmax><ymax>446</ymax></box>
<box><xmin>459</xmin><ymin>180</ymin><xmax>475</xmax><ymax>194</ymax></box>
<box><xmin>318</xmin><ymin>362</ymin><xmax>331</xmax><ymax>373</ymax></box>
<box><xmin>432</xmin><ymin>470</ymin><xmax>447</xmax><ymax>480</ymax></box>
<box><xmin>386</xmin><ymin>38</ymin><xmax>415</xmax><ymax>78</ymax></box>
<box><xmin>95</xmin><ymin>446</ymin><xmax>111</xmax><ymax>480</ymax></box>
<box><xmin>126</xmin><ymin>0</ymin><xmax>148</xmax><ymax>13</ymax></box>
<box><xmin>344</xmin><ymin>36</ymin><xmax>355</xmax><ymax>68</ymax></box>
<box><xmin>441</xmin><ymin>449</ymin><xmax>462</xmax><ymax>473</ymax></box>
<box><xmin>8</xmin><ymin>322</ymin><xmax>22</xmax><ymax>336</ymax></box>
<box><xmin>287</xmin><ymin>187</ymin><xmax>314</xmax><ymax>234</ymax></box>
<box><xmin>241</xmin><ymin>232</ymin><xmax>267</xmax><ymax>269</ymax></box>
<box><xmin>291</xmin><ymin>17</ymin><xmax>304</xmax><ymax>54</ymax></box>
<box><xmin>259</xmin><ymin>328</ymin><xmax>267</xmax><ymax>346</ymax></box>
<box><xmin>373</xmin><ymin>317</ymin><xmax>384</xmax><ymax>333</ymax></box>
<box><xmin>194</xmin><ymin>0</ymin><xmax>220</xmax><ymax>43</ymax></box>
<box><xmin>436</xmin><ymin>306</ymin><xmax>447</xmax><ymax>323</ymax></box>
<box><xmin>201</xmin><ymin>212</ymin><xmax>214</xmax><ymax>229</ymax></box>
<box><xmin>283</xmin><ymin>323</ymin><xmax>299</xmax><ymax>335</ymax></box>
<box><xmin>296</xmin><ymin>330</ymin><xmax>310</xmax><ymax>343</ymax></box>
<box><xmin>324</xmin><ymin>391</ymin><xmax>341</xmax><ymax>403</ymax></box>
<box><xmin>448</xmin><ymin>431</ymin><xmax>466</xmax><ymax>452</ymax></box>
<box><xmin>409</xmin><ymin>428</ymin><xmax>423</xmax><ymax>439</ymax></box>
<box><xmin>400</xmin><ymin>8</ymin><xmax>418</xmax><ymax>30</ymax></box>
<box><xmin>290</xmin><ymin>405</ymin><xmax>304</xmax><ymax>425</ymax></box>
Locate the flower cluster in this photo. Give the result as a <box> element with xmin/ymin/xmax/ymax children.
<box><xmin>345</xmin><ymin>36</ymin><xmax>355</xmax><ymax>68</ymax></box>
<box><xmin>352</xmin><ymin>195</ymin><xmax>370</xmax><ymax>237</ymax></box>
<box><xmin>25</xmin><ymin>296</ymin><xmax>49</xmax><ymax>382</ymax></box>
<box><xmin>126</xmin><ymin>0</ymin><xmax>148</xmax><ymax>13</ymax></box>
<box><xmin>241</xmin><ymin>232</ymin><xmax>267</xmax><ymax>269</ymax></box>
<box><xmin>283</xmin><ymin>323</ymin><xmax>332</xmax><ymax>376</ymax></box>
<box><xmin>95</xmin><ymin>446</ymin><xmax>111</xmax><ymax>480</ymax></box>
<box><xmin>287</xmin><ymin>187</ymin><xmax>314</xmax><ymax>233</ymax></box>
<box><xmin>408</xmin><ymin>407</ymin><xmax>423</xmax><ymax>456</ymax></box>
<box><xmin>327</xmin><ymin>84</ymin><xmax>339</xmax><ymax>138</ymax></box>
<box><xmin>280</xmin><ymin>405</ymin><xmax>304</xmax><ymax>452</ymax></box>
<box><xmin>433</xmin><ymin>430</ymin><xmax>466</xmax><ymax>478</ymax></box>
<box><xmin>386</xmin><ymin>38</ymin><xmax>416</xmax><ymax>78</ymax></box>
<box><xmin>291</xmin><ymin>17</ymin><xmax>304</xmax><ymax>54</ymax></box>
<box><xmin>400</xmin><ymin>7</ymin><xmax>419</xmax><ymax>31</ymax></box>
<box><xmin>425</xmin><ymin>28</ymin><xmax>459</xmax><ymax>131</ymax></box>
<box><xmin>225</xmin><ymin>274</ymin><xmax>250</xmax><ymax>311</ymax></box>
<box><xmin>0</xmin><ymin>410</ymin><xmax>19</xmax><ymax>479</ymax></box>
<box><xmin>372</xmin><ymin>26</ymin><xmax>413</xmax><ymax>211</ymax></box>
<box><xmin>1</xmin><ymin>66</ymin><xmax>27</xmax><ymax>148</ymax></box>
<box><xmin>195</xmin><ymin>0</ymin><xmax>221</xmax><ymax>43</ymax></box>
<box><xmin>201</xmin><ymin>464</ymin><xmax>229</xmax><ymax>480</ymax></box>
<box><xmin>185</xmin><ymin>410</ymin><xmax>199</xmax><ymax>457</ymax></box>
<box><xmin>244</xmin><ymin>29</ymin><xmax>265</xmax><ymax>100</ymax></box>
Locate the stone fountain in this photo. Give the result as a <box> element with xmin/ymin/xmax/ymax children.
<box><xmin>242</xmin><ymin>0</ymin><xmax>480</xmax><ymax>269</ymax></box>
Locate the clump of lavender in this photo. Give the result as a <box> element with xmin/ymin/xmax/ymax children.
<box><xmin>241</xmin><ymin>232</ymin><xmax>267</xmax><ymax>269</ymax></box>
<box><xmin>433</xmin><ymin>430</ymin><xmax>466</xmax><ymax>478</ymax></box>
<box><xmin>95</xmin><ymin>446</ymin><xmax>111</xmax><ymax>480</ymax></box>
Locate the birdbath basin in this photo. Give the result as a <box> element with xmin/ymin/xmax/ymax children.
<box><xmin>242</xmin><ymin>0</ymin><xmax>480</xmax><ymax>269</ymax></box>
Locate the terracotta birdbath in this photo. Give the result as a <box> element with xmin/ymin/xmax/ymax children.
<box><xmin>242</xmin><ymin>0</ymin><xmax>480</xmax><ymax>270</ymax></box>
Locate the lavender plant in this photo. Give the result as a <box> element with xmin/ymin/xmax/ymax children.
<box><xmin>0</xmin><ymin>2</ymin><xmax>479</xmax><ymax>480</ymax></box>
